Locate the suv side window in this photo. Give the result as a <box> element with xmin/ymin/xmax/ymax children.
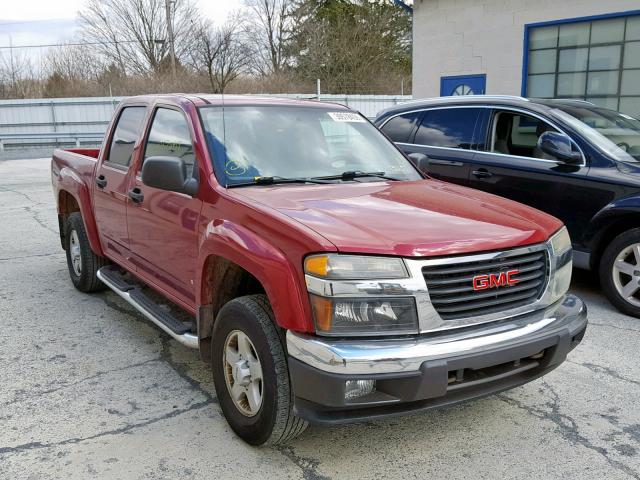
<box><xmin>491</xmin><ymin>110</ymin><xmax>561</xmax><ymax>159</ymax></box>
<box><xmin>414</xmin><ymin>108</ymin><xmax>482</xmax><ymax>150</ymax></box>
<box><xmin>380</xmin><ymin>112</ymin><xmax>421</xmax><ymax>143</ymax></box>
<box><xmin>143</xmin><ymin>108</ymin><xmax>195</xmax><ymax>177</ymax></box>
<box><xmin>107</xmin><ymin>106</ymin><xmax>147</xmax><ymax>167</ymax></box>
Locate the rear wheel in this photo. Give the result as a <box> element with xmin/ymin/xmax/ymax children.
<box><xmin>211</xmin><ymin>295</ymin><xmax>308</xmax><ymax>445</ymax></box>
<box><xmin>600</xmin><ymin>228</ymin><xmax>640</xmax><ymax>318</ymax></box>
<box><xmin>65</xmin><ymin>212</ymin><xmax>107</xmax><ymax>293</ymax></box>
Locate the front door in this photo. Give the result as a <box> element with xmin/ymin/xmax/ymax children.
<box><xmin>398</xmin><ymin>107</ymin><xmax>487</xmax><ymax>185</ymax></box>
<box><xmin>126</xmin><ymin>106</ymin><xmax>202</xmax><ymax>306</ymax></box>
<box><xmin>93</xmin><ymin>105</ymin><xmax>147</xmax><ymax>267</ymax></box>
<box><xmin>440</xmin><ymin>74</ymin><xmax>486</xmax><ymax>96</ymax></box>
<box><xmin>467</xmin><ymin>108</ymin><xmax>591</xmax><ymax>240</ymax></box>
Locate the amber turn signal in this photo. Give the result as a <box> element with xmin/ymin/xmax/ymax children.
<box><xmin>309</xmin><ymin>294</ymin><xmax>333</xmax><ymax>332</ymax></box>
<box><xmin>304</xmin><ymin>255</ymin><xmax>329</xmax><ymax>277</ymax></box>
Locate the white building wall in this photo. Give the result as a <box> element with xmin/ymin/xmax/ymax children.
<box><xmin>412</xmin><ymin>0</ymin><xmax>640</xmax><ymax>98</ymax></box>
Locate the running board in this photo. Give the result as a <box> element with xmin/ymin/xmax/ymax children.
<box><xmin>97</xmin><ymin>267</ymin><xmax>199</xmax><ymax>349</ymax></box>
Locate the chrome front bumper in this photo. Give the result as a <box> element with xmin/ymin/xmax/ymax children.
<box><xmin>287</xmin><ymin>294</ymin><xmax>587</xmax><ymax>375</ymax></box>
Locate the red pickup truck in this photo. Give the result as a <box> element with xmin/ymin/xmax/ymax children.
<box><xmin>52</xmin><ymin>94</ymin><xmax>587</xmax><ymax>445</ymax></box>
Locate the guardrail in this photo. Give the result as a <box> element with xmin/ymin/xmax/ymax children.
<box><xmin>0</xmin><ymin>132</ymin><xmax>104</xmax><ymax>151</ymax></box>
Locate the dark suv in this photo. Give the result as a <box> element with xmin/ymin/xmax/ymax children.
<box><xmin>375</xmin><ymin>95</ymin><xmax>640</xmax><ymax>317</ymax></box>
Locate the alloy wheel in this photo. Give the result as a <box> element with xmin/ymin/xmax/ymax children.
<box><xmin>223</xmin><ymin>330</ymin><xmax>263</xmax><ymax>416</ymax></box>
<box><xmin>612</xmin><ymin>242</ymin><xmax>640</xmax><ymax>307</ymax></box>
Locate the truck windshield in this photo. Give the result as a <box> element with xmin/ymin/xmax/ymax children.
<box><xmin>551</xmin><ymin>106</ymin><xmax>640</xmax><ymax>162</ymax></box>
<box><xmin>199</xmin><ymin>105</ymin><xmax>422</xmax><ymax>186</ymax></box>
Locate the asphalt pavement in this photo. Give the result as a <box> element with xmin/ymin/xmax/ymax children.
<box><xmin>0</xmin><ymin>157</ymin><xmax>639</xmax><ymax>480</ymax></box>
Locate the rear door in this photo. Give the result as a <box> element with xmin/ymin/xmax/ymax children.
<box><xmin>126</xmin><ymin>105</ymin><xmax>202</xmax><ymax>307</ymax></box>
<box><xmin>93</xmin><ymin>105</ymin><xmax>148</xmax><ymax>268</ymax></box>
<box><xmin>389</xmin><ymin>107</ymin><xmax>486</xmax><ymax>185</ymax></box>
<box><xmin>467</xmin><ymin>108</ymin><xmax>591</xmax><ymax>237</ymax></box>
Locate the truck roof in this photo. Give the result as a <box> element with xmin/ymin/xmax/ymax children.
<box><xmin>122</xmin><ymin>93</ymin><xmax>350</xmax><ymax>110</ymax></box>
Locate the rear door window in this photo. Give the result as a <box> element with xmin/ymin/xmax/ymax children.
<box><xmin>143</xmin><ymin>108</ymin><xmax>195</xmax><ymax>177</ymax></box>
<box><xmin>106</xmin><ymin>106</ymin><xmax>147</xmax><ymax>168</ymax></box>
<box><xmin>380</xmin><ymin>111</ymin><xmax>422</xmax><ymax>143</ymax></box>
<box><xmin>414</xmin><ymin>108</ymin><xmax>482</xmax><ymax>150</ymax></box>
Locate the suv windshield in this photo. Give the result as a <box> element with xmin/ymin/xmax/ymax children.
<box><xmin>199</xmin><ymin>105</ymin><xmax>421</xmax><ymax>186</ymax></box>
<box><xmin>550</xmin><ymin>105</ymin><xmax>640</xmax><ymax>162</ymax></box>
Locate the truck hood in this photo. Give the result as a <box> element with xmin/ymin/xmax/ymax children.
<box><xmin>235</xmin><ymin>180</ymin><xmax>562</xmax><ymax>257</ymax></box>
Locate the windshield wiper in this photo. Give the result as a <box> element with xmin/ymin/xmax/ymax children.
<box><xmin>228</xmin><ymin>176</ymin><xmax>333</xmax><ymax>188</ymax></box>
<box><xmin>312</xmin><ymin>171</ymin><xmax>401</xmax><ymax>181</ymax></box>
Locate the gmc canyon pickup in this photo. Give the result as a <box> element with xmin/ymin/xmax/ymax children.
<box><xmin>52</xmin><ymin>94</ymin><xmax>587</xmax><ymax>445</ymax></box>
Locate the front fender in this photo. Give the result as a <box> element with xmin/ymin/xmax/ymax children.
<box><xmin>196</xmin><ymin>219</ymin><xmax>313</xmax><ymax>333</ymax></box>
<box><xmin>57</xmin><ymin>167</ymin><xmax>104</xmax><ymax>257</ymax></box>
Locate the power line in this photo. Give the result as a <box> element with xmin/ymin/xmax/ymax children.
<box><xmin>0</xmin><ymin>40</ymin><xmax>143</xmax><ymax>50</ymax></box>
<box><xmin>0</xmin><ymin>18</ymin><xmax>75</xmax><ymax>27</ymax></box>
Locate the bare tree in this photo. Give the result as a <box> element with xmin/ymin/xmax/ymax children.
<box><xmin>44</xmin><ymin>44</ymin><xmax>105</xmax><ymax>81</ymax></box>
<box><xmin>243</xmin><ymin>0</ymin><xmax>291</xmax><ymax>76</ymax></box>
<box><xmin>78</xmin><ymin>0</ymin><xmax>198</xmax><ymax>75</ymax></box>
<box><xmin>191</xmin><ymin>17</ymin><xmax>249</xmax><ymax>93</ymax></box>
<box><xmin>0</xmin><ymin>48</ymin><xmax>40</xmax><ymax>98</ymax></box>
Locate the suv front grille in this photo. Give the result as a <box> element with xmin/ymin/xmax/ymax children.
<box><xmin>422</xmin><ymin>249</ymin><xmax>549</xmax><ymax>320</ymax></box>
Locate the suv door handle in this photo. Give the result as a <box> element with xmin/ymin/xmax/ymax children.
<box><xmin>430</xmin><ymin>159</ymin><xmax>464</xmax><ymax>166</ymax></box>
<box><xmin>96</xmin><ymin>175</ymin><xmax>107</xmax><ymax>189</ymax></box>
<box><xmin>128</xmin><ymin>187</ymin><xmax>144</xmax><ymax>203</ymax></box>
<box><xmin>472</xmin><ymin>169</ymin><xmax>493</xmax><ymax>179</ymax></box>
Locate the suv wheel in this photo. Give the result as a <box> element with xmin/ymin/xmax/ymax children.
<box><xmin>600</xmin><ymin>228</ymin><xmax>640</xmax><ymax>317</ymax></box>
<box><xmin>65</xmin><ymin>212</ymin><xmax>108</xmax><ymax>293</ymax></box>
<box><xmin>211</xmin><ymin>294</ymin><xmax>308</xmax><ymax>445</ymax></box>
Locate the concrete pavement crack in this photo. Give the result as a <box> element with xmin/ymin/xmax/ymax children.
<box><xmin>498</xmin><ymin>381</ymin><xmax>639</xmax><ymax>480</ymax></box>
<box><xmin>1</xmin><ymin>358</ymin><xmax>162</xmax><ymax>408</ymax></box>
<box><xmin>277</xmin><ymin>446</ymin><xmax>331</xmax><ymax>480</ymax></box>
<box><xmin>0</xmin><ymin>252</ymin><xmax>64</xmax><ymax>262</ymax></box>
<box><xmin>24</xmin><ymin>205</ymin><xmax>57</xmax><ymax>234</ymax></box>
<box><xmin>567</xmin><ymin>360</ymin><xmax>640</xmax><ymax>387</ymax></box>
<box><xmin>100</xmin><ymin>294</ymin><xmax>217</xmax><ymax>404</ymax></box>
<box><xmin>0</xmin><ymin>400</ymin><xmax>213</xmax><ymax>458</ymax></box>
<box><xmin>588</xmin><ymin>321</ymin><xmax>640</xmax><ymax>334</ymax></box>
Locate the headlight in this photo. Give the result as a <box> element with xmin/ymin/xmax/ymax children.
<box><xmin>305</xmin><ymin>254</ymin><xmax>408</xmax><ymax>280</ymax></box>
<box><xmin>547</xmin><ymin>226</ymin><xmax>572</xmax><ymax>303</ymax></box>
<box><xmin>550</xmin><ymin>226</ymin><xmax>571</xmax><ymax>256</ymax></box>
<box><xmin>309</xmin><ymin>295</ymin><xmax>418</xmax><ymax>336</ymax></box>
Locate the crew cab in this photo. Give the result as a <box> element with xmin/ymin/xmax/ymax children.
<box><xmin>376</xmin><ymin>96</ymin><xmax>640</xmax><ymax>317</ymax></box>
<box><xmin>52</xmin><ymin>94</ymin><xmax>587</xmax><ymax>445</ymax></box>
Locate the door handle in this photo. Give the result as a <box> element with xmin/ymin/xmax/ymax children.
<box><xmin>429</xmin><ymin>159</ymin><xmax>464</xmax><ymax>166</ymax></box>
<box><xmin>96</xmin><ymin>175</ymin><xmax>107</xmax><ymax>189</ymax></box>
<box><xmin>128</xmin><ymin>187</ymin><xmax>144</xmax><ymax>203</ymax></box>
<box><xmin>472</xmin><ymin>169</ymin><xmax>493</xmax><ymax>179</ymax></box>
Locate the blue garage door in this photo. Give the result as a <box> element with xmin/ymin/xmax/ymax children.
<box><xmin>440</xmin><ymin>74</ymin><xmax>486</xmax><ymax>96</ymax></box>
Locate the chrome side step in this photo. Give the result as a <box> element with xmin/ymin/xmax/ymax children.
<box><xmin>97</xmin><ymin>267</ymin><xmax>199</xmax><ymax>349</ymax></box>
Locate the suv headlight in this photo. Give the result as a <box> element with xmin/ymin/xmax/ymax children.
<box><xmin>304</xmin><ymin>254</ymin><xmax>418</xmax><ymax>336</ymax></box>
<box><xmin>547</xmin><ymin>227</ymin><xmax>572</xmax><ymax>303</ymax></box>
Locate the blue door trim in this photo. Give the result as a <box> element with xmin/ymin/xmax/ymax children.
<box><xmin>440</xmin><ymin>74</ymin><xmax>486</xmax><ymax>96</ymax></box>
<box><xmin>521</xmin><ymin>9</ymin><xmax>640</xmax><ymax>96</ymax></box>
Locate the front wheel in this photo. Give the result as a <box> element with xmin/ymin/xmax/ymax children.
<box><xmin>600</xmin><ymin>228</ymin><xmax>640</xmax><ymax>318</ymax></box>
<box><xmin>211</xmin><ymin>295</ymin><xmax>308</xmax><ymax>446</ymax></box>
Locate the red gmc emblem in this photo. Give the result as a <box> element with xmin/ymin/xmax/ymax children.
<box><xmin>473</xmin><ymin>269</ymin><xmax>520</xmax><ymax>291</ymax></box>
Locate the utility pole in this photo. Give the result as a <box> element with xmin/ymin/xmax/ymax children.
<box><xmin>165</xmin><ymin>0</ymin><xmax>177</xmax><ymax>79</ymax></box>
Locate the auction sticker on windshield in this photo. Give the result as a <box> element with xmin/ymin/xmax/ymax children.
<box><xmin>327</xmin><ymin>112</ymin><xmax>366</xmax><ymax>122</ymax></box>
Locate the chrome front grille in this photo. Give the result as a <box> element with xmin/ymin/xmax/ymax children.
<box><xmin>423</xmin><ymin>250</ymin><xmax>549</xmax><ymax>320</ymax></box>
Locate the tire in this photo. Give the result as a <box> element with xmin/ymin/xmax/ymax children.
<box><xmin>211</xmin><ymin>294</ymin><xmax>308</xmax><ymax>446</ymax></box>
<box><xmin>600</xmin><ymin>228</ymin><xmax>640</xmax><ymax>318</ymax></box>
<box><xmin>65</xmin><ymin>212</ymin><xmax>108</xmax><ymax>293</ymax></box>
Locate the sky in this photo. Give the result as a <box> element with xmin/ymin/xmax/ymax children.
<box><xmin>0</xmin><ymin>0</ymin><xmax>245</xmax><ymax>62</ymax></box>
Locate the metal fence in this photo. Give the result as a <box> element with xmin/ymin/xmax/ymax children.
<box><xmin>0</xmin><ymin>94</ymin><xmax>412</xmax><ymax>159</ymax></box>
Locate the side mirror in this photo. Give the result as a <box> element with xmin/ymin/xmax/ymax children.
<box><xmin>141</xmin><ymin>156</ymin><xmax>199</xmax><ymax>196</ymax></box>
<box><xmin>537</xmin><ymin>131</ymin><xmax>582</xmax><ymax>164</ymax></box>
<box><xmin>408</xmin><ymin>152</ymin><xmax>430</xmax><ymax>174</ymax></box>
